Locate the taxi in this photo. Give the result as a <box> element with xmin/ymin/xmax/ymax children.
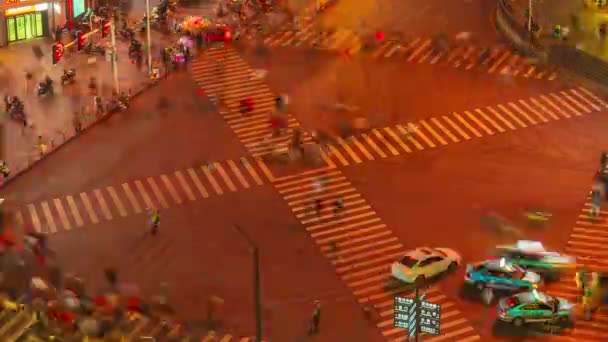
<box><xmin>497</xmin><ymin>290</ymin><xmax>573</xmax><ymax>327</ymax></box>
<box><xmin>465</xmin><ymin>258</ymin><xmax>541</xmax><ymax>292</ymax></box>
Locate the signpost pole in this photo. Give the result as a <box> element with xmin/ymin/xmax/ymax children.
<box><xmin>415</xmin><ymin>287</ymin><xmax>420</xmax><ymax>342</ymax></box>
<box><xmin>109</xmin><ymin>20</ymin><xmax>120</xmax><ymax>94</ymax></box>
<box><xmin>145</xmin><ymin>0</ymin><xmax>153</xmax><ymax>75</ymax></box>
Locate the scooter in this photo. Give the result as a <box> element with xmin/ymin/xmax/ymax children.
<box><xmin>37</xmin><ymin>78</ymin><xmax>54</xmax><ymax>97</ymax></box>
<box><xmin>61</xmin><ymin>68</ymin><xmax>76</xmax><ymax>85</ymax></box>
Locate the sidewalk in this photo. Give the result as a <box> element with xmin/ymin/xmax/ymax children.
<box><xmin>0</xmin><ymin>29</ymin><xmax>167</xmax><ymax>185</ymax></box>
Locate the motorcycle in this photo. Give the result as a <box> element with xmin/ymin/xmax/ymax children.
<box><xmin>37</xmin><ymin>78</ymin><xmax>54</xmax><ymax>97</ymax></box>
<box><xmin>8</xmin><ymin>100</ymin><xmax>26</xmax><ymax>122</ymax></box>
<box><xmin>61</xmin><ymin>68</ymin><xmax>76</xmax><ymax>85</ymax></box>
<box><xmin>119</xmin><ymin>28</ymin><xmax>134</xmax><ymax>40</ymax></box>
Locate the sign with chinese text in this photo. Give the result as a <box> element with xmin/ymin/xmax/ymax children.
<box><xmin>393</xmin><ymin>296</ymin><xmax>441</xmax><ymax>336</ymax></box>
<box><xmin>419</xmin><ymin>301</ymin><xmax>441</xmax><ymax>335</ymax></box>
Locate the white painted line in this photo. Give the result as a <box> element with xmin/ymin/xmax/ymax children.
<box><xmin>106</xmin><ymin>187</ymin><xmax>128</xmax><ymax>217</ymax></box>
<box><xmin>202</xmin><ymin>166</ymin><xmax>224</xmax><ymax>195</ymax></box>
<box><xmin>147</xmin><ymin>177</ymin><xmax>170</xmax><ymax>209</ymax></box>
<box><xmin>215</xmin><ymin>162</ymin><xmax>238</xmax><ymax>192</ymax></box>
<box><xmin>431</xmin><ymin>117</ymin><xmax>459</xmax><ymax>142</ymax></box>
<box><xmin>66</xmin><ymin>196</ymin><xmax>84</xmax><ymax>227</ymax></box>
<box><xmin>122</xmin><ymin>183</ymin><xmax>143</xmax><ymax>213</ymax></box>
<box><xmin>174</xmin><ymin>171</ymin><xmax>197</xmax><ymax>201</ymax></box>
<box><xmin>53</xmin><ymin>198</ymin><xmax>72</xmax><ymax>231</ymax></box>
<box><xmin>227</xmin><ymin>160</ymin><xmax>250</xmax><ymax>189</ymax></box>
<box><xmin>79</xmin><ymin>192</ymin><xmax>99</xmax><ymax>224</ymax></box>
<box><xmin>135</xmin><ymin>180</ymin><xmax>155</xmax><ymax>209</ymax></box>
<box><xmin>40</xmin><ymin>201</ymin><xmax>57</xmax><ymax>234</ymax></box>
<box><xmin>161</xmin><ymin>174</ymin><xmax>183</xmax><ymax>204</ymax></box>
<box><xmin>187</xmin><ymin>168</ymin><xmax>209</xmax><ymax>198</ymax></box>
<box><xmin>93</xmin><ymin>189</ymin><xmax>113</xmax><ymax>221</ymax></box>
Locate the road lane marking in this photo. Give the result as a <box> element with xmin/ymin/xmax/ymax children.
<box><xmin>569</xmin><ymin>89</ymin><xmax>600</xmax><ymax>111</ymax></box>
<box><xmin>465</xmin><ymin>110</ymin><xmax>493</xmax><ymax>135</ymax></box>
<box><xmin>561</xmin><ymin>91</ymin><xmax>590</xmax><ymax>113</ymax></box>
<box><xmin>383</xmin><ymin>127</ymin><xmax>411</xmax><ymax>153</ymax></box>
<box><xmin>409</xmin><ymin>122</ymin><xmax>435</xmax><ymax>148</ymax></box>
<box><xmin>372</xmin><ymin>129</ymin><xmax>399</xmax><ymax>155</ymax></box>
<box><xmin>328</xmin><ymin>145</ymin><xmax>349</xmax><ymax>166</ymax></box>
<box><xmin>202</xmin><ymin>165</ymin><xmax>223</xmax><ymax>195</ymax></box>
<box><xmin>187</xmin><ymin>168</ymin><xmax>209</xmax><ymax>198</ymax></box>
<box><xmin>518</xmin><ymin>99</ymin><xmax>548</xmax><ymax>123</ymax></box>
<box><xmin>215</xmin><ymin>163</ymin><xmax>238</xmax><ymax>192</ymax></box>
<box><xmin>350</xmin><ymin>136</ymin><xmax>374</xmax><ymax>160</ymax></box>
<box><xmin>442</xmin><ymin>115</ymin><xmax>470</xmax><ymax>140</ymax></box>
<box><xmin>407</xmin><ymin>39</ymin><xmax>431</xmax><ymax>62</ymax></box>
<box><xmin>474</xmin><ymin>109</ymin><xmax>504</xmax><ymax>133</ymax></box>
<box><xmin>160</xmin><ymin>174</ymin><xmax>183</xmax><ymax>204</ymax></box>
<box><xmin>549</xmin><ymin>93</ymin><xmax>580</xmax><ymax>116</ymax></box>
<box><xmin>496</xmin><ymin>104</ymin><xmax>527</xmax><ymax>127</ymax></box>
<box><xmin>66</xmin><ymin>196</ymin><xmax>84</xmax><ymax>227</ymax></box>
<box><xmin>453</xmin><ymin>112</ymin><xmax>482</xmax><ymax>138</ymax></box>
<box><xmin>338</xmin><ymin>138</ymin><xmax>362</xmax><ymax>163</ymax></box>
<box><xmin>15</xmin><ymin>210</ymin><xmax>24</xmax><ymax>226</ymax></box>
<box><xmin>540</xmin><ymin>95</ymin><xmax>570</xmax><ymax>118</ymax></box>
<box><xmin>254</xmin><ymin>158</ymin><xmax>272</xmax><ymax>183</ymax></box>
<box><xmin>395</xmin><ymin>125</ymin><xmax>423</xmax><ymax>150</ymax></box>
<box><xmin>578</xmin><ymin>86</ymin><xmax>608</xmax><ymax>107</ymax></box>
<box><xmin>135</xmin><ymin>180</ymin><xmax>155</xmax><ymax>209</ymax></box>
<box><xmin>310</xmin><ymin>217</ymin><xmax>383</xmax><ymax>240</ymax></box>
<box><xmin>227</xmin><ymin>160</ymin><xmax>250</xmax><ymax>189</ymax></box>
<box><xmin>431</xmin><ymin>118</ymin><xmax>459</xmax><ymax>142</ymax></box>
<box><xmin>121</xmin><ymin>183</ymin><xmax>143</xmax><ymax>213</ymax></box>
<box><xmin>307</xmin><ymin>211</ymin><xmax>377</xmax><ymax>231</ymax></box>
<box><xmin>53</xmin><ymin>198</ymin><xmax>72</xmax><ymax>231</ymax></box>
<box><xmin>488</xmin><ymin>50</ymin><xmax>510</xmax><ymax>73</ymax></box>
<box><xmin>362</xmin><ymin>134</ymin><xmax>387</xmax><ymax>158</ymax></box>
<box><xmin>93</xmin><ymin>189</ymin><xmax>113</xmax><ymax>221</ymax></box>
<box><xmin>174</xmin><ymin>171</ymin><xmax>197</xmax><ymax>201</ymax></box>
<box><xmin>79</xmin><ymin>192</ymin><xmax>99</xmax><ymax>224</ymax></box>
<box><xmin>485</xmin><ymin>106</ymin><xmax>516</xmax><ymax>130</ymax></box>
<box><xmin>507</xmin><ymin>102</ymin><xmax>537</xmax><ymax>125</ymax></box>
<box><xmin>27</xmin><ymin>204</ymin><xmax>42</xmax><ymax>232</ymax></box>
<box><xmin>40</xmin><ymin>201</ymin><xmax>57</xmax><ymax>234</ymax></box>
<box><xmin>420</xmin><ymin>119</ymin><xmax>447</xmax><ymax>145</ymax></box>
<box><xmin>529</xmin><ymin>98</ymin><xmax>559</xmax><ymax>121</ymax></box>
<box><xmin>147</xmin><ymin>177</ymin><xmax>170</xmax><ymax>209</ymax></box>
<box><xmin>106</xmin><ymin>187</ymin><xmax>127</xmax><ymax>217</ymax></box>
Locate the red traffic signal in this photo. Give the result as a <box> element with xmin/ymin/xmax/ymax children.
<box><xmin>101</xmin><ymin>19</ymin><xmax>110</xmax><ymax>38</ymax></box>
<box><xmin>375</xmin><ymin>31</ymin><xmax>385</xmax><ymax>41</ymax></box>
<box><xmin>52</xmin><ymin>42</ymin><xmax>65</xmax><ymax>65</ymax></box>
<box><xmin>77</xmin><ymin>31</ymin><xmax>85</xmax><ymax>51</ymax></box>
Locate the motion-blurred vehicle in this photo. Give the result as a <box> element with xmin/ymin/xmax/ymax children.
<box><xmin>497</xmin><ymin>290</ymin><xmax>573</xmax><ymax>327</ymax></box>
<box><xmin>36</xmin><ymin>77</ymin><xmax>53</xmax><ymax>97</ymax></box>
<box><xmin>495</xmin><ymin>240</ymin><xmax>575</xmax><ymax>280</ymax></box>
<box><xmin>61</xmin><ymin>69</ymin><xmax>76</xmax><ymax>85</ymax></box>
<box><xmin>465</xmin><ymin>258</ymin><xmax>541</xmax><ymax>292</ymax></box>
<box><xmin>391</xmin><ymin>247</ymin><xmax>461</xmax><ymax>285</ymax></box>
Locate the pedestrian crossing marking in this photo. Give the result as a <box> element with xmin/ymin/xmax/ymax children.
<box><xmin>453</xmin><ymin>112</ymin><xmax>482</xmax><ymax>138</ymax></box>
<box><xmin>488</xmin><ymin>50</ymin><xmax>510</xmax><ymax>73</ymax></box>
<box><xmin>215</xmin><ymin>163</ymin><xmax>238</xmax><ymax>192</ymax></box>
<box><xmin>549</xmin><ymin>93</ymin><xmax>580</xmax><ymax>116</ymax></box>
<box><xmin>350</xmin><ymin>136</ymin><xmax>374</xmax><ymax>160</ymax></box>
<box><xmin>496</xmin><ymin>104</ymin><xmax>527</xmax><ymax>127</ymax></box>
<box><xmin>361</xmin><ymin>133</ymin><xmax>387</xmax><ymax>158</ymax></box>
<box><xmin>122</xmin><ymin>183</ymin><xmax>143</xmax><ymax>213</ymax></box>
<box><xmin>227</xmin><ymin>160</ymin><xmax>250</xmax><ymax>189</ymax></box>
<box><xmin>107</xmin><ymin>187</ymin><xmax>127</xmax><ymax>217</ymax></box>
<box><xmin>530</xmin><ymin>97</ymin><xmax>561</xmax><ymax>121</ymax></box>
<box><xmin>464</xmin><ymin>110</ymin><xmax>493</xmax><ymax>135</ymax></box>
<box><xmin>93</xmin><ymin>189</ymin><xmax>113</xmax><ymax>221</ymax></box>
<box><xmin>27</xmin><ymin>204</ymin><xmax>42</xmax><ymax>232</ymax></box>
<box><xmin>474</xmin><ymin>108</ymin><xmax>504</xmax><ymax>133</ymax></box>
<box><xmin>135</xmin><ymin>180</ymin><xmax>155</xmax><ymax>209</ymax></box>
<box><xmin>395</xmin><ymin>125</ymin><xmax>423</xmax><ymax>150</ymax></box>
<box><xmin>147</xmin><ymin>177</ymin><xmax>170</xmax><ymax>209</ymax></box>
<box><xmin>561</xmin><ymin>91</ymin><xmax>591</xmax><ymax>113</ymax></box>
<box><xmin>66</xmin><ymin>195</ymin><xmax>84</xmax><ymax>227</ymax></box>
<box><xmin>420</xmin><ymin>119</ymin><xmax>448</xmax><ymax>145</ymax></box>
<box><xmin>53</xmin><ymin>199</ymin><xmax>72</xmax><ymax>231</ymax></box>
<box><xmin>384</xmin><ymin>127</ymin><xmax>412</xmax><ymax>153</ymax></box>
<box><xmin>409</xmin><ymin>122</ymin><xmax>435</xmax><ymax>148</ymax></box>
<box><xmin>579</xmin><ymin>86</ymin><xmax>608</xmax><ymax>107</ymax></box>
<box><xmin>161</xmin><ymin>174</ymin><xmax>183</xmax><ymax>204</ymax></box>
<box><xmin>431</xmin><ymin>117</ymin><xmax>459</xmax><ymax>142</ymax></box>
<box><xmin>328</xmin><ymin>144</ymin><xmax>349</xmax><ymax>166</ymax></box>
<box><xmin>407</xmin><ymin>39</ymin><xmax>431</xmax><ymax>62</ymax></box>
<box><xmin>338</xmin><ymin>138</ymin><xmax>362</xmax><ymax>163</ymax></box>
<box><xmin>484</xmin><ymin>106</ymin><xmax>515</xmax><ymax>129</ymax></box>
<box><xmin>187</xmin><ymin>168</ymin><xmax>209</xmax><ymax>198</ymax></box>
<box><xmin>79</xmin><ymin>192</ymin><xmax>99</xmax><ymax>224</ymax></box>
<box><xmin>518</xmin><ymin>99</ymin><xmax>547</xmax><ymax>123</ymax></box>
<box><xmin>571</xmin><ymin>89</ymin><xmax>600</xmax><ymax>111</ymax></box>
<box><xmin>202</xmin><ymin>165</ymin><xmax>223</xmax><ymax>195</ymax></box>
<box><xmin>372</xmin><ymin>129</ymin><xmax>399</xmax><ymax>155</ymax></box>
<box><xmin>174</xmin><ymin>171</ymin><xmax>196</xmax><ymax>201</ymax></box>
<box><xmin>40</xmin><ymin>201</ymin><xmax>57</xmax><ymax>234</ymax></box>
<box><xmin>507</xmin><ymin>102</ymin><xmax>537</xmax><ymax>125</ymax></box>
<box><xmin>442</xmin><ymin>115</ymin><xmax>470</xmax><ymax>140</ymax></box>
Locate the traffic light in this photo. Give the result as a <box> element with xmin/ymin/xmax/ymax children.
<box><xmin>375</xmin><ymin>31</ymin><xmax>385</xmax><ymax>41</ymax></box>
<box><xmin>554</xmin><ymin>25</ymin><xmax>561</xmax><ymax>38</ymax></box>
<box><xmin>524</xmin><ymin>9</ymin><xmax>529</xmax><ymax>18</ymax></box>
<box><xmin>77</xmin><ymin>31</ymin><xmax>85</xmax><ymax>50</ymax></box>
<box><xmin>52</xmin><ymin>42</ymin><xmax>65</xmax><ymax>65</ymax></box>
<box><xmin>101</xmin><ymin>19</ymin><xmax>110</xmax><ymax>38</ymax></box>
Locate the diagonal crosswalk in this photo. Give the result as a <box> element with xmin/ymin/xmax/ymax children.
<box><xmin>539</xmin><ymin>193</ymin><xmax>608</xmax><ymax>341</ymax></box>
<box><xmin>271</xmin><ymin>168</ymin><xmax>481</xmax><ymax>341</ymax></box>
<box><xmin>252</xmin><ymin>22</ymin><xmax>559</xmax><ymax>80</ymax></box>
<box><xmin>191</xmin><ymin>48</ymin><xmax>315</xmax><ymax>157</ymax></box>
<box><xmin>14</xmin><ymin>156</ymin><xmax>273</xmax><ymax>234</ymax></box>
<box><xmin>320</xmin><ymin>87</ymin><xmax>608</xmax><ymax>167</ymax></box>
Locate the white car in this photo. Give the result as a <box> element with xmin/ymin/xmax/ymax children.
<box><xmin>391</xmin><ymin>247</ymin><xmax>461</xmax><ymax>285</ymax></box>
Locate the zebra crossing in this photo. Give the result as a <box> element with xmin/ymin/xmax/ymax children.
<box><xmin>191</xmin><ymin>48</ymin><xmax>314</xmax><ymax>157</ymax></box>
<box><xmin>319</xmin><ymin>87</ymin><xmax>608</xmax><ymax>167</ymax></box>
<box><xmin>538</xmin><ymin>194</ymin><xmax>608</xmax><ymax>340</ymax></box>
<box><xmin>271</xmin><ymin>168</ymin><xmax>480</xmax><ymax>341</ymax></box>
<box><xmin>255</xmin><ymin>22</ymin><xmax>559</xmax><ymax>80</ymax></box>
<box><xmin>14</xmin><ymin>157</ymin><xmax>272</xmax><ymax>234</ymax></box>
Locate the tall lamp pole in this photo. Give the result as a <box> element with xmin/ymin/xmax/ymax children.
<box><xmin>528</xmin><ymin>0</ymin><xmax>533</xmax><ymax>33</ymax></box>
<box><xmin>145</xmin><ymin>0</ymin><xmax>153</xmax><ymax>75</ymax></box>
<box><xmin>233</xmin><ymin>225</ymin><xmax>263</xmax><ymax>342</ymax></box>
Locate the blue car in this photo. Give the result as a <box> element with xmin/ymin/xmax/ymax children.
<box><xmin>465</xmin><ymin>258</ymin><xmax>542</xmax><ymax>292</ymax></box>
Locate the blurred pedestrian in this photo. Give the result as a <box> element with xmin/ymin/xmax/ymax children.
<box><xmin>148</xmin><ymin>208</ymin><xmax>160</xmax><ymax>235</ymax></box>
<box><xmin>104</xmin><ymin>268</ymin><xmax>118</xmax><ymax>289</ymax></box>
<box><xmin>333</xmin><ymin>198</ymin><xmax>344</xmax><ymax>216</ymax></box>
<box><xmin>314</xmin><ymin>199</ymin><xmax>323</xmax><ymax>217</ymax></box>
<box><xmin>73</xmin><ymin>111</ymin><xmax>82</xmax><ymax>133</ymax></box>
<box><xmin>591</xmin><ymin>186</ymin><xmax>602</xmax><ymax>217</ymax></box>
<box><xmin>308</xmin><ymin>300</ymin><xmax>321</xmax><ymax>334</ymax></box>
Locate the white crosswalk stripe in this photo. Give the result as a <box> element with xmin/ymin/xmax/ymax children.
<box><xmin>244</xmin><ymin>26</ymin><xmax>560</xmax><ymax>80</ymax></box>
<box><xmin>15</xmin><ymin>158</ymin><xmax>267</xmax><ymax>233</ymax></box>
<box><xmin>316</xmin><ymin>88</ymin><xmax>604</xmax><ymax>166</ymax></box>
<box><xmin>270</xmin><ymin>169</ymin><xmax>480</xmax><ymax>341</ymax></box>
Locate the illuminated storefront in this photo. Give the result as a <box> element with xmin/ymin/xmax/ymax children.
<box><xmin>0</xmin><ymin>0</ymin><xmax>53</xmax><ymax>46</ymax></box>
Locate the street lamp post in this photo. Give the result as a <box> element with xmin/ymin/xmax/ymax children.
<box><xmin>145</xmin><ymin>0</ymin><xmax>153</xmax><ymax>75</ymax></box>
<box><xmin>233</xmin><ymin>225</ymin><xmax>263</xmax><ymax>342</ymax></box>
<box><xmin>528</xmin><ymin>0</ymin><xmax>533</xmax><ymax>33</ymax></box>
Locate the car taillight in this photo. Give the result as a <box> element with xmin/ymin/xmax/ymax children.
<box><xmin>465</xmin><ymin>273</ymin><xmax>471</xmax><ymax>279</ymax></box>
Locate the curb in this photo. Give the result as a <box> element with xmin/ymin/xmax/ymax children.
<box><xmin>0</xmin><ymin>79</ymin><xmax>160</xmax><ymax>190</ymax></box>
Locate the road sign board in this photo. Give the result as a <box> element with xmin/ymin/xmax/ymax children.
<box><xmin>420</xmin><ymin>301</ymin><xmax>441</xmax><ymax>335</ymax></box>
<box><xmin>393</xmin><ymin>296</ymin><xmax>413</xmax><ymax>329</ymax></box>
